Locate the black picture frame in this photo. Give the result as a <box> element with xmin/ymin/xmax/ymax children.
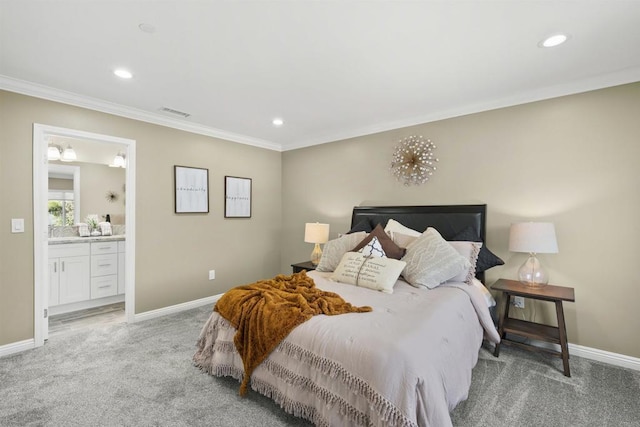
<box><xmin>224</xmin><ymin>176</ymin><xmax>252</xmax><ymax>218</ymax></box>
<box><xmin>174</xmin><ymin>166</ymin><xmax>209</xmax><ymax>213</ymax></box>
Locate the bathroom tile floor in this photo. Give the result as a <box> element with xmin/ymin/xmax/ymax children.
<box><xmin>48</xmin><ymin>302</ymin><xmax>125</xmax><ymax>337</ymax></box>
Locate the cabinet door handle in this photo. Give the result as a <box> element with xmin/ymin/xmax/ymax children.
<box><xmin>98</xmin><ymin>263</ymin><xmax>112</xmax><ymax>267</ymax></box>
<box><xmin>98</xmin><ymin>285</ymin><xmax>111</xmax><ymax>289</ymax></box>
<box><xmin>61</xmin><ymin>261</ymin><xmax>65</xmax><ymax>272</ymax></box>
<box><xmin>98</xmin><ymin>246</ymin><xmax>111</xmax><ymax>250</ymax></box>
<box><xmin>54</xmin><ymin>262</ymin><xmax>57</xmax><ymax>273</ymax></box>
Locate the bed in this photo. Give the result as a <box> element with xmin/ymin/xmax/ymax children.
<box><xmin>194</xmin><ymin>205</ymin><xmax>501</xmax><ymax>427</ymax></box>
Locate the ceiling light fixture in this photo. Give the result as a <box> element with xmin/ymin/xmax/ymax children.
<box><xmin>61</xmin><ymin>145</ymin><xmax>77</xmax><ymax>162</ymax></box>
<box><xmin>539</xmin><ymin>34</ymin><xmax>569</xmax><ymax>48</ymax></box>
<box><xmin>272</xmin><ymin>118</ymin><xmax>284</xmax><ymax>127</ymax></box>
<box><xmin>114</xmin><ymin>68</ymin><xmax>133</xmax><ymax>79</ymax></box>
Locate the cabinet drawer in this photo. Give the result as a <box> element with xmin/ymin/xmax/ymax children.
<box><xmin>91</xmin><ymin>241</ymin><xmax>118</xmax><ymax>255</ymax></box>
<box><xmin>91</xmin><ymin>275</ymin><xmax>118</xmax><ymax>299</ymax></box>
<box><xmin>91</xmin><ymin>254</ymin><xmax>118</xmax><ymax>277</ymax></box>
<box><xmin>49</xmin><ymin>243</ymin><xmax>90</xmax><ymax>258</ymax></box>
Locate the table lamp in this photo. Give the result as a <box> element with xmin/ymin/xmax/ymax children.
<box><xmin>304</xmin><ymin>222</ymin><xmax>330</xmax><ymax>265</ymax></box>
<box><xmin>508</xmin><ymin>222</ymin><xmax>558</xmax><ymax>287</ymax></box>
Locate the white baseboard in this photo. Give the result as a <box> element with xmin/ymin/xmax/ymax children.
<box><xmin>503</xmin><ymin>335</ymin><xmax>640</xmax><ymax>372</ymax></box>
<box><xmin>0</xmin><ymin>339</ymin><xmax>35</xmax><ymax>358</ymax></box>
<box><xmin>133</xmin><ymin>294</ymin><xmax>222</xmax><ymax>323</ymax></box>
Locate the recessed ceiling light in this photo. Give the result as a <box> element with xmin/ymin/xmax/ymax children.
<box><xmin>138</xmin><ymin>23</ymin><xmax>156</xmax><ymax>34</ymax></box>
<box><xmin>114</xmin><ymin>69</ymin><xmax>133</xmax><ymax>79</ymax></box>
<box><xmin>272</xmin><ymin>118</ymin><xmax>284</xmax><ymax>127</ymax></box>
<box><xmin>539</xmin><ymin>34</ymin><xmax>569</xmax><ymax>48</ymax></box>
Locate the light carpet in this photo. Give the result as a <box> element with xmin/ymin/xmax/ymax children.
<box><xmin>1</xmin><ymin>306</ymin><xmax>638</xmax><ymax>426</ymax></box>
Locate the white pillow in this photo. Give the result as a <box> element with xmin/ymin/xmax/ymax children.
<box><xmin>316</xmin><ymin>232</ymin><xmax>367</xmax><ymax>272</ymax></box>
<box><xmin>471</xmin><ymin>278</ymin><xmax>497</xmax><ymax>308</ymax></box>
<box><xmin>358</xmin><ymin>236</ymin><xmax>386</xmax><ymax>258</ymax></box>
<box><xmin>447</xmin><ymin>241</ymin><xmax>482</xmax><ymax>284</ymax></box>
<box><xmin>331</xmin><ymin>252</ymin><xmax>406</xmax><ymax>294</ymax></box>
<box><xmin>392</xmin><ymin>232</ymin><xmax>418</xmax><ymax>249</ymax></box>
<box><xmin>384</xmin><ymin>219</ymin><xmax>422</xmax><ymax>245</ymax></box>
<box><xmin>401</xmin><ymin>228</ymin><xmax>471</xmax><ymax>289</ymax></box>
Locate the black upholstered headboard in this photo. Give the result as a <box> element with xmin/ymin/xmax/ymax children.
<box><xmin>351</xmin><ymin>204</ymin><xmax>487</xmax><ymax>282</ymax></box>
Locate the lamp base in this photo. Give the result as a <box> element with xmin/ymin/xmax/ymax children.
<box><xmin>310</xmin><ymin>243</ymin><xmax>323</xmax><ymax>266</ymax></box>
<box><xmin>518</xmin><ymin>253</ymin><xmax>549</xmax><ymax>287</ymax></box>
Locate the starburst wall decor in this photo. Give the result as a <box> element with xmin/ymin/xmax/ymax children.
<box><xmin>390</xmin><ymin>135</ymin><xmax>439</xmax><ymax>186</ymax></box>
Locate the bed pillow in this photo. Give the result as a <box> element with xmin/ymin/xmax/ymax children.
<box><xmin>316</xmin><ymin>231</ymin><xmax>367</xmax><ymax>272</ymax></box>
<box><xmin>402</xmin><ymin>227</ymin><xmax>471</xmax><ymax>289</ymax></box>
<box><xmin>449</xmin><ymin>226</ymin><xmax>504</xmax><ymax>273</ymax></box>
<box><xmin>331</xmin><ymin>252</ymin><xmax>406</xmax><ymax>294</ymax></box>
<box><xmin>391</xmin><ymin>232</ymin><xmax>418</xmax><ymax>249</ymax></box>
<box><xmin>384</xmin><ymin>219</ymin><xmax>422</xmax><ymax>244</ymax></box>
<box><xmin>446</xmin><ymin>241</ymin><xmax>483</xmax><ymax>284</ymax></box>
<box><xmin>358</xmin><ymin>236</ymin><xmax>386</xmax><ymax>258</ymax></box>
<box><xmin>351</xmin><ymin>224</ymin><xmax>406</xmax><ymax>260</ymax></box>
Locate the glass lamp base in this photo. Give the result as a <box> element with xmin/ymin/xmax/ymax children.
<box><xmin>518</xmin><ymin>254</ymin><xmax>548</xmax><ymax>287</ymax></box>
<box><xmin>310</xmin><ymin>243</ymin><xmax>323</xmax><ymax>266</ymax></box>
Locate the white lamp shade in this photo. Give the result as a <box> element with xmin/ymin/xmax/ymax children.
<box><xmin>304</xmin><ymin>223</ymin><xmax>330</xmax><ymax>244</ymax></box>
<box><xmin>47</xmin><ymin>146</ymin><xmax>61</xmax><ymax>160</ymax></box>
<box><xmin>509</xmin><ymin>222</ymin><xmax>558</xmax><ymax>254</ymax></box>
<box><xmin>61</xmin><ymin>145</ymin><xmax>77</xmax><ymax>162</ymax></box>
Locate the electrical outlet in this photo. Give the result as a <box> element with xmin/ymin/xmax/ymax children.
<box><xmin>208</xmin><ymin>270</ymin><xmax>216</xmax><ymax>280</ymax></box>
<box><xmin>513</xmin><ymin>296</ymin><xmax>525</xmax><ymax>309</ymax></box>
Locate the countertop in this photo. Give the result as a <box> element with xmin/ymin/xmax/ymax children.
<box><xmin>48</xmin><ymin>235</ymin><xmax>126</xmax><ymax>245</ymax></box>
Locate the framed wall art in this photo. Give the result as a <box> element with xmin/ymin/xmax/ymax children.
<box><xmin>174</xmin><ymin>166</ymin><xmax>209</xmax><ymax>213</ymax></box>
<box><xmin>225</xmin><ymin>176</ymin><xmax>251</xmax><ymax>218</ymax></box>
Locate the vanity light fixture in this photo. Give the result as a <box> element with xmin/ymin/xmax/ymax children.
<box><xmin>61</xmin><ymin>145</ymin><xmax>77</xmax><ymax>162</ymax></box>
<box><xmin>47</xmin><ymin>144</ymin><xmax>62</xmax><ymax>161</ymax></box>
<box><xmin>109</xmin><ymin>152</ymin><xmax>126</xmax><ymax>168</ymax></box>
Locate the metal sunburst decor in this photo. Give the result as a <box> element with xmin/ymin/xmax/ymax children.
<box><xmin>390</xmin><ymin>135</ymin><xmax>439</xmax><ymax>186</ymax></box>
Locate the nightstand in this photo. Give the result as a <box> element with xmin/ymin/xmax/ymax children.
<box><xmin>291</xmin><ymin>261</ymin><xmax>317</xmax><ymax>274</ymax></box>
<box><xmin>491</xmin><ymin>278</ymin><xmax>575</xmax><ymax>377</ymax></box>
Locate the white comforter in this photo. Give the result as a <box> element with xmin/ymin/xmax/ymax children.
<box><xmin>194</xmin><ymin>271</ymin><xmax>500</xmax><ymax>427</ymax></box>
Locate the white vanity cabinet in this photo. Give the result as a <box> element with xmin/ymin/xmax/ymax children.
<box><xmin>90</xmin><ymin>241</ymin><xmax>118</xmax><ymax>299</ymax></box>
<box><xmin>48</xmin><ymin>237</ymin><xmax>125</xmax><ymax>315</ymax></box>
<box><xmin>48</xmin><ymin>243</ymin><xmax>91</xmax><ymax>306</ymax></box>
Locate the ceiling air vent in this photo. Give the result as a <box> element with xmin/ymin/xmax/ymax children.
<box><xmin>159</xmin><ymin>107</ymin><xmax>191</xmax><ymax>118</ymax></box>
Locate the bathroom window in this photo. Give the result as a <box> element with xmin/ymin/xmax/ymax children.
<box><xmin>48</xmin><ymin>191</ymin><xmax>75</xmax><ymax>226</ymax></box>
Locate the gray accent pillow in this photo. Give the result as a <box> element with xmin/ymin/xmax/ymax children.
<box><xmin>316</xmin><ymin>232</ymin><xmax>367</xmax><ymax>272</ymax></box>
<box><xmin>402</xmin><ymin>228</ymin><xmax>471</xmax><ymax>289</ymax></box>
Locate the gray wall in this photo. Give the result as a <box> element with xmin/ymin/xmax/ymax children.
<box><xmin>281</xmin><ymin>82</ymin><xmax>640</xmax><ymax>358</ymax></box>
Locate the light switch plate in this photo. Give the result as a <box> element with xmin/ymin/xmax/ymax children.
<box><xmin>11</xmin><ymin>218</ymin><xmax>25</xmax><ymax>233</ymax></box>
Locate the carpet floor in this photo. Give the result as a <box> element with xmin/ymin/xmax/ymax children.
<box><xmin>1</xmin><ymin>305</ymin><xmax>638</xmax><ymax>427</ymax></box>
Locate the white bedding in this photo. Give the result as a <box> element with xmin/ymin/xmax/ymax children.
<box><xmin>194</xmin><ymin>271</ymin><xmax>500</xmax><ymax>427</ymax></box>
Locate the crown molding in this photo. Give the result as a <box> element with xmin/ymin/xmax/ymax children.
<box><xmin>0</xmin><ymin>75</ymin><xmax>282</xmax><ymax>152</ymax></box>
<box><xmin>283</xmin><ymin>67</ymin><xmax>640</xmax><ymax>151</ymax></box>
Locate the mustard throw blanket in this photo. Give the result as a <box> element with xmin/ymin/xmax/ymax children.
<box><xmin>215</xmin><ymin>271</ymin><xmax>372</xmax><ymax>395</ymax></box>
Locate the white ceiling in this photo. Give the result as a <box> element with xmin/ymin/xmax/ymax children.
<box><xmin>2</xmin><ymin>1</ymin><xmax>640</xmax><ymax>151</ymax></box>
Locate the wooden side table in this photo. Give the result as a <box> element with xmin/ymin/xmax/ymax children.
<box><xmin>291</xmin><ymin>261</ymin><xmax>317</xmax><ymax>274</ymax></box>
<box><xmin>491</xmin><ymin>278</ymin><xmax>575</xmax><ymax>377</ymax></box>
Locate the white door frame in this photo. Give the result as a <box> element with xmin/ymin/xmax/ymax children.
<box><xmin>33</xmin><ymin>124</ymin><xmax>136</xmax><ymax>347</ymax></box>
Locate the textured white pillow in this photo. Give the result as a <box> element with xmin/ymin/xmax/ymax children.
<box><xmin>358</xmin><ymin>236</ymin><xmax>386</xmax><ymax>258</ymax></box>
<box><xmin>392</xmin><ymin>232</ymin><xmax>418</xmax><ymax>249</ymax></box>
<box><xmin>402</xmin><ymin>228</ymin><xmax>471</xmax><ymax>289</ymax></box>
<box><xmin>447</xmin><ymin>241</ymin><xmax>483</xmax><ymax>284</ymax></box>
<box><xmin>316</xmin><ymin>232</ymin><xmax>367</xmax><ymax>272</ymax></box>
<box><xmin>384</xmin><ymin>219</ymin><xmax>422</xmax><ymax>245</ymax></box>
<box><xmin>331</xmin><ymin>252</ymin><xmax>406</xmax><ymax>294</ymax></box>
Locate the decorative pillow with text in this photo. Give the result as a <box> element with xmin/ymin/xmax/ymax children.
<box><xmin>331</xmin><ymin>252</ymin><xmax>406</xmax><ymax>294</ymax></box>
